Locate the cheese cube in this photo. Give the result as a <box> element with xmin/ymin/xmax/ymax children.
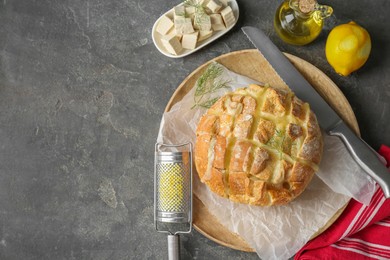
<box><xmin>173</xmin><ymin>5</ymin><xmax>185</xmax><ymax>18</ymax></box>
<box><xmin>206</xmin><ymin>0</ymin><xmax>222</xmax><ymax>13</ymax></box>
<box><xmin>182</xmin><ymin>32</ymin><xmax>199</xmax><ymax>50</ymax></box>
<box><xmin>198</xmin><ymin>30</ymin><xmax>213</xmax><ymax>42</ymax></box>
<box><xmin>210</xmin><ymin>14</ymin><xmax>226</xmax><ymax>31</ymax></box>
<box><xmin>220</xmin><ymin>6</ymin><xmax>235</xmax><ymax>28</ymax></box>
<box><xmin>161</xmin><ymin>34</ymin><xmax>183</xmax><ymax>55</ymax></box>
<box><xmin>156</xmin><ymin>15</ymin><xmax>174</xmax><ymax>35</ymax></box>
<box><xmin>194</xmin><ymin>13</ymin><xmax>212</xmax><ymax>31</ymax></box>
<box><xmin>174</xmin><ymin>17</ymin><xmax>195</xmax><ymax>34</ymax></box>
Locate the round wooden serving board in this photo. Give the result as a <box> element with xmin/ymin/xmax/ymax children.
<box><xmin>164</xmin><ymin>49</ymin><xmax>360</xmax><ymax>252</ymax></box>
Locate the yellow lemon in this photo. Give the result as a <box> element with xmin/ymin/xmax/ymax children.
<box><xmin>325</xmin><ymin>21</ymin><xmax>371</xmax><ymax>76</ymax></box>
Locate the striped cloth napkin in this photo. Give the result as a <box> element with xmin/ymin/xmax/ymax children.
<box><xmin>295</xmin><ymin>145</ymin><xmax>390</xmax><ymax>260</ymax></box>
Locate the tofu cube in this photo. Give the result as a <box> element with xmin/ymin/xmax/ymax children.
<box><xmin>206</xmin><ymin>0</ymin><xmax>222</xmax><ymax>13</ymax></box>
<box><xmin>198</xmin><ymin>30</ymin><xmax>213</xmax><ymax>42</ymax></box>
<box><xmin>156</xmin><ymin>15</ymin><xmax>174</xmax><ymax>35</ymax></box>
<box><xmin>173</xmin><ymin>5</ymin><xmax>186</xmax><ymax>18</ymax></box>
<box><xmin>182</xmin><ymin>32</ymin><xmax>199</xmax><ymax>49</ymax></box>
<box><xmin>185</xmin><ymin>6</ymin><xmax>196</xmax><ymax>20</ymax></box>
<box><xmin>194</xmin><ymin>13</ymin><xmax>212</xmax><ymax>31</ymax></box>
<box><xmin>220</xmin><ymin>6</ymin><xmax>235</xmax><ymax>28</ymax></box>
<box><xmin>174</xmin><ymin>17</ymin><xmax>195</xmax><ymax>34</ymax></box>
<box><xmin>161</xmin><ymin>34</ymin><xmax>183</xmax><ymax>55</ymax></box>
<box><xmin>197</xmin><ymin>0</ymin><xmax>210</xmax><ymax>6</ymax></box>
<box><xmin>210</xmin><ymin>14</ymin><xmax>226</xmax><ymax>31</ymax></box>
<box><xmin>185</xmin><ymin>6</ymin><xmax>196</xmax><ymax>15</ymax></box>
<box><xmin>167</xmin><ymin>28</ymin><xmax>183</xmax><ymax>41</ymax></box>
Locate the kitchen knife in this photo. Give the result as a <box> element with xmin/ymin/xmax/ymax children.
<box><xmin>242</xmin><ymin>26</ymin><xmax>390</xmax><ymax>198</ymax></box>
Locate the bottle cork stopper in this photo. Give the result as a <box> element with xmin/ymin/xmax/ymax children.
<box><xmin>298</xmin><ymin>0</ymin><xmax>316</xmax><ymax>13</ymax></box>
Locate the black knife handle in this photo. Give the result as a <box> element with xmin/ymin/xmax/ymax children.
<box><xmin>329</xmin><ymin>122</ymin><xmax>390</xmax><ymax>198</ymax></box>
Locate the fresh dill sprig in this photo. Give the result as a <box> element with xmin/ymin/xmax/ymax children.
<box><xmin>267</xmin><ymin>129</ymin><xmax>285</xmax><ymax>159</ymax></box>
<box><xmin>289</xmin><ymin>139</ymin><xmax>298</xmax><ymax>160</ymax></box>
<box><xmin>267</xmin><ymin>128</ymin><xmax>298</xmax><ymax>159</ymax></box>
<box><xmin>196</xmin><ymin>97</ymin><xmax>220</xmax><ymax>109</ymax></box>
<box><xmin>174</xmin><ymin>5</ymin><xmax>188</xmax><ymax>18</ymax></box>
<box><xmin>267</xmin><ymin>129</ymin><xmax>283</xmax><ymax>148</ymax></box>
<box><xmin>183</xmin><ymin>0</ymin><xmax>208</xmax><ymax>29</ymax></box>
<box><xmin>176</xmin><ymin>11</ymin><xmax>189</xmax><ymax>18</ymax></box>
<box><xmin>191</xmin><ymin>63</ymin><xmax>231</xmax><ymax>109</ymax></box>
<box><xmin>194</xmin><ymin>12</ymin><xmax>209</xmax><ymax>30</ymax></box>
<box><xmin>183</xmin><ymin>0</ymin><xmax>202</xmax><ymax>9</ymax></box>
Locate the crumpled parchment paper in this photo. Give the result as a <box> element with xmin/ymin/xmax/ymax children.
<box><xmin>157</xmin><ymin>62</ymin><xmax>376</xmax><ymax>259</ymax></box>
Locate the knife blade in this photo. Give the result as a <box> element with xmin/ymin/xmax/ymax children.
<box><xmin>242</xmin><ymin>26</ymin><xmax>390</xmax><ymax>198</ymax></box>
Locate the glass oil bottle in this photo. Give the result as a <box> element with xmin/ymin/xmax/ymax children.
<box><xmin>274</xmin><ymin>0</ymin><xmax>333</xmax><ymax>45</ymax></box>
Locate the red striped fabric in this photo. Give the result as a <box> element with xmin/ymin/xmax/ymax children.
<box><xmin>295</xmin><ymin>145</ymin><xmax>390</xmax><ymax>260</ymax></box>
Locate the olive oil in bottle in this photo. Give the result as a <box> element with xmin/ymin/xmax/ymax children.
<box><xmin>274</xmin><ymin>0</ymin><xmax>333</xmax><ymax>45</ymax></box>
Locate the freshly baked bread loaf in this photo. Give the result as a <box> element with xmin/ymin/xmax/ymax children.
<box><xmin>195</xmin><ymin>84</ymin><xmax>323</xmax><ymax>206</ymax></box>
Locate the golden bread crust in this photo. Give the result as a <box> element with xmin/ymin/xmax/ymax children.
<box><xmin>194</xmin><ymin>84</ymin><xmax>323</xmax><ymax>206</ymax></box>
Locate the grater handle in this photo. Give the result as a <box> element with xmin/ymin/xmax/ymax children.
<box><xmin>167</xmin><ymin>234</ymin><xmax>180</xmax><ymax>260</ymax></box>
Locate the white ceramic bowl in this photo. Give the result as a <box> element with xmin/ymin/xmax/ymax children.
<box><xmin>152</xmin><ymin>0</ymin><xmax>239</xmax><ymax>58</ymax></box>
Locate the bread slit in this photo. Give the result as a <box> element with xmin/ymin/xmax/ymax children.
<box><xmin>223</xmin><ymin>137</ymin><xmax>236</xmax><ymax>197</ymax></box>
<box><xmin>203</xmin><ymin>136</ymin><xmax>217</xmax><ymax>181</ymax></box>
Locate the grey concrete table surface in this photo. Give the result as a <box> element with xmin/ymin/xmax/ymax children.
<box><xmin>0</xmin><ymin>0</ymin><xmax>389</xmax><ymax>259</ymax></box>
